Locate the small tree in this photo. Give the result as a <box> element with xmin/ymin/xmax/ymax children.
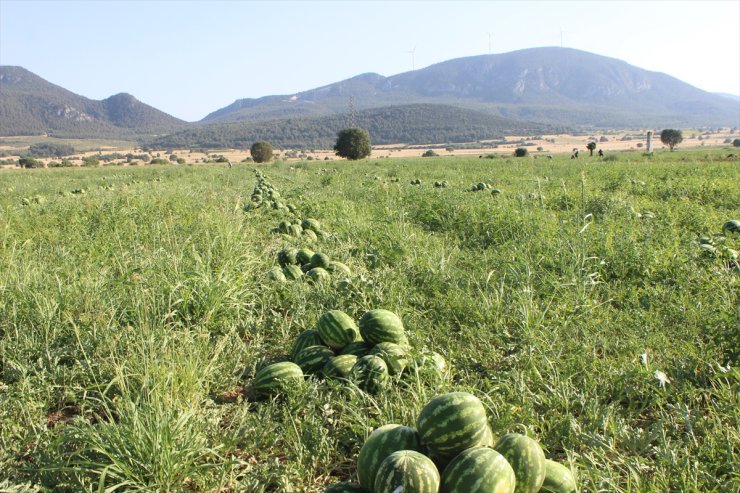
<box><xmin>733</xmin><ymin>138</ymin><xmax>740</xmax><ymax>148</ymax></box>
<box><xmin>334</xmin><ymin>128</ymin><xmax>371</xmax><ymax>160</ymax></box>
<box><xmin>660</xmin><ymin>129</ymin><xmax>683</xmax><ymax>151</ymax></box>
<box><xmin>250</xmin><ymin>141</ymin><xmax>273</xmax><ymax>163</ymax></box>
<box><xmin>586</xmin><ymin>142</ymin><xmax>596</xmax><ymax>156</ymax></box>
<box><xmin>514</xmin><ymin>147</ymin><xmax>528</xmax><ymax>157</ymax></box>
<box><xmin>422</xmin><ymin>149</ymin><xmax>438</xmax><ymax>157</ymax></box>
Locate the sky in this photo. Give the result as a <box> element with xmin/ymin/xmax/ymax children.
<box><xmin>1</xmin><ymin>0</ymin><xmax>738</xmax><ymax>122</ymax></box>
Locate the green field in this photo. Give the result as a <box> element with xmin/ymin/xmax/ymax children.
<box><xmin>1</xmin><ymin>150</ymin><xmax>738</xmax><ymax>492</ymax></box>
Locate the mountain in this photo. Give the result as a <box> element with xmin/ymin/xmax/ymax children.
<box><xmin>202</xmin><ymin>47</ymin><xmax>740</xmax><ymax>129</ymax></box>
<box><xmin>0</xmin><ymin>66</ymin><xmax>187</xmax><ymax>138</ymax></box>
<box><xmin>149</xmin><ymin>104</ymin><xmax>566</xmax><ymax>150</ymax></box>
<box><xmin>715</xmin><ymin>92</ymin><xmax>740</xmax><ymax>102</ymax></box>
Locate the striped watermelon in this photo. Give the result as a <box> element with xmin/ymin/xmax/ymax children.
<box><xmin>324</xmin><ymin>482</ymin><xmax>367</xmax><ymax>493</ymax></box>
<box><xmin>277</xmin><ymin>248</ymin><xmax>299</xmax><ymax>267</ymax></box>
<box><xmin>327</xmin><ymin>261</ymin><xmax>352</xmax><ymax>276</ymax></box>
<box><xmin>540</xmin><ymin>460</ymin><xmax>577</xmax><ymax>493</ymax></box>
<box><xmin>283</xmin><ymin>264</ymin><xmax>304</xmax><ymax>280</ymax></box>
<box><xmin>370</xmin><ymin>342</ymin><xmax>409</xmax><ymax>375</ymax></box>
<box><xmin>302</xmin><ymin>218</ymin><xmax>322</xmax><ymax>232</ymax></box>
<box><xmin>723</xmin><ymin>220</ymin><xmax>740</xmax><ymax>235</ymax></box>
<box><xmin>307</xmin><ymin>267</ymin><xmax>331</xmax><ymax>283</ymax></box>
<box><xmin>340</xmin><ymin>341</ymin><xmax>375</xmax><ymax>357</ymax></box>
<box><xmin>294</xmin><ymin>345</ymin><xmax>335</xmax><ymax>375</ymax></box>
<box><xmin>350</xmin><ymin>355</ymin><xmax>389</xmax><ymax>394</ymax></box>
<box><xmin>374</xmin><ymin>450</ymin><xmax>440</xmax><ymax>493</ymax></box>
<box><xmin>323</xmin><ymin>354</ymin><xmax>358</xmax><ymax>379</ymax></box>
<box><xmin>428</xmin><ymin>422</ymin><xmax>495</xmax><ymax>472</ymax></box>
<box><xmin>494</xmin><ymin>433</ymin><xmax>546</xmax><ymax>493</ymax></box>
<box><xmin>440</xmin><ymin>447</ymin><xmax>515</xmax><ymax>493</ymax></box>
<box><xmin>267</xmin><ymin>266</ymin><xmax>286</xmax><ymax>282</ymax></box>
<box><xmin>317</xmin><ymin>310</ymin><xmax>360</xmax><ymax>350</ymax></box>
<box><xmin>357</xmin><ymin>424</ymin><xmax>423</xmax><ymax>490</ymax></box>
<box><xmin>358</xmin><ymin>309</ymin><xmax>407</xmax><ymax>345</ymax></box>
<box><xmin>406</xmin><ymin>351</ymin><xmax>447</xmax><ymax>383</ymax></box>
<box><xmin>302</xmin><ymin>229</ymin><xmax>318</xmax><ymax>242</ymax></box>
<box><xmin>290</xmin><ymin>330</ymin><xmax>325</xmax><ymax>360</ymax></box>
<box><xmin>287</xmin><ymin>223</ymin><xmax>303</xmax><ymax>237</ymax></box>
<box><xmin>253</xmin><ymin>361</ymin><xmax>304</xmax><ymax>396</ymax></box>
<box><xmin>301</xmin><ymin>263</ymin><xmax>314</xmax><ymax>273</ymax></box>
<box><xmin>310</xmin><ymin>252</ymin><xmax>331</xmax><ymax>269</ymax></box>
<box><xmin>296</xmin><ymin>248</ymin><xmax>315</xmax><ymax>265</ymax></box>
<box><xmin>416</xmin><ymin>392</ymin><xmax>488</xmax><ymax>456</ymax></box>
<box><xmin>278</xmin><ymin>220</ymin><xmax>291</xmax><ymax>234</ymax></box>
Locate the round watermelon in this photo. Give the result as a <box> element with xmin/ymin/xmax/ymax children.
<box><xmin>302</xmin><ymin>229</ymin><xmax>318</xmax><ymax>242</ymax></box>
<box><xmin>441</xmin><ymin>447</ymin><xmax>515</xmax><ymax>493</ymax></box>
<box><xmin>283</xmin><ymin>264</ymin><xmax>304</xmax><ymax>281</ymax></box>
<box><xmin>357</xmin><ymin>424</ymin><xmax>423</xmax><ymax>490</ymax></box>
<box><xmin>301</xmin><ymin>218</ymin><xmax>322</xmax><ymax>232</ymax></box>
<box><xmin>374</xmin><ymin>450</ymin><xmax>440</xmax><ymax>493</ymax></box>
<box><xmin>310</xmin><ymin>252</ymin><xmax>331</xmax><ymax>269</ymax></box>
<box><xmin>370</xmin><ymin>342</ymin><xmax>409</xmax><ymax>376</ymax></box>
<box><xmin>290</xmin><ymin>330</ymin><xmax>325</xmax><ymax>360</ymax></box>
<box><xmin>323</xmin><ymin>354</ymin><xmax>358</xmax><ymax>379</ymax></box>
<box><xmin>287</xmin><ymin>223</ymin><xmax>303</xmax><ymax>237</ymax></box>
<box><xmin>278</xmin><ymin>220</ymin><xmax>291</xmax><ymax>234</ymax></box>
<box><xmin>327</xmin><ymin>261</ymin><xmax>352</xmax><ymax>276</ymax></box>
<box><xmin>277</xmin><ymin>248</ymin><xmax>299</xmax><ymax>267</ymax></box>
<box><xmin>296</xmin><ymin>248</ymin><xmax>315</xmax><ymax>265</ymax></box>
<box><xmin>307</xmin><ymin>267</ymin><xmax>331</xmax><ymax>284</ymax></box>
<box><xmin>253</xmin><ymin>361</ymin><xmax>304</xmax><ymax>396</ymax></box>
<box><xmin>494</xmin><ymin>433</ymin><xmax>546</xmax><ymax>493</ymax></box>
<box><xmin>359</xmin><ymin>309</ymin><xmax>407</xmax><ymax>345</ymax></box>
<box><xmin>339</xmin><ymin>341</ymin><xmax>375</xmax><ymax>357</ymax></box>
<box><xmin>416</xmin><ymin>392</ymin><xmax>488</xmax><ymax>456</ymax></box>
<box><xmin>350</xmin><ymin>355</ymin><xmax>389</xmax><ymax>394</ymax></box>
<box><xmin>540</xmin><ymin>459</ymin><xmax>577</xmax><ymax>493</ymax></box>
<box><xmin>317</xmin><ymin>310</ymin><xmax>360</xmax><ymax>350</ymax></box>
<box><xmin>723</xmin><ymin>219</ymin><xmax>740</xmax><ymax>235</ymax></box>
<box><xmin>267</xmin><ymin>266</ymin><xmax>286</xmax><ymax>282</ymax></box>
<box><xmin>294</xmin><ymin>345</ymin><xmax>335</xmax><ymax>375</ymax></box>
<box><xmin>323</xmin><ymin>482</ymin><xmax>366</xmax><ymax>493</ymax></box>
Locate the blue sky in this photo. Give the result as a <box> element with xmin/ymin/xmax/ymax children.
<box><xmin>1</xmin><ymin>0</ymin><xmax>738</xmax><ymax>121</ymax></box>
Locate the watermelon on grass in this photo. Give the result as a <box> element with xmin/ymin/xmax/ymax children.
<box><xmin>277</xmin><ymin>248</ymin><xmax>299</xmax><ymax>266</ymax></box>
<box><xmin>440</xmin><ymin>447</ymin><xmax>515</xmax><ymax>493</ymax></box>
<box><xmin>374</xmin><ymin>450</ymin><xmax>440</xmax><ymax>493</ymax></box>
<box><xmin>317</xmin><ymin>310</ymin><xmax>360</xmax><ymax>350</ymax></box>
<box><xmin>296</xmin><ymin>248</ymin><xmax>315</xmax><ymax>265</ymax></box>
<box><xmin>327</xmin><ymin>261</ymin><xmax>352</xmax><ymax>276</ymax></box>
<box><xmin>323</xmin><ymin>354</ymin><xmax>358</xmax><ymax>379</ymax></box>
<box><xmin>307</xmin><ymin>267</ymin><xmax>331</xmax><ymax>283</ymax></box>
<box><xmin>267</xmin><ymin>266</ymin><xmax>286</xmax><ymax>282</ymax></box>
<box><xmin>294</xmin><ymin>345</ymin><xmax>335</xmax><ymax>375</ymax></box>
<box><xmin>310</xmin><ymin>252</ymin><xmax>331</xmax><ymax>269</ymax></box>
<box><xmin>416</xmin><ymin>392</ymin><xmax>488</xmax><ymax>456</ymax></box>
<box><xmin>350</xmin><ymin>355</ymin><xmax>388</xmax><ymax>394</ymax></box>
<box><xmin>290</xmin><ymin>330</ymin><xmax>325</xmax><ymax>360</ymax></box>
<box><xmin>370</xmin><ymin>342</ymin><xmax>409</xmax><ymax>375</ymax></box>
<box><xmin>359</xmin><ymin>309</ymin><xmax>407</xmax><ymax>345</ymax></box>
<box><xmin>540</xmin><ymin>459</ymin><xmax>577</xmax><ymax>493</ymax></box>
<box><xmin>302</xmin><ymin>218</ymin><xmax>322</xmax><ymax>232</ymax></box>
<box><xmin>340</xmin><ymin>341</ymin><xmax>375</xmax><ymax>357</ymax></box>
<box><xmin>283</xmin><ymin>264</ymin><xmax>304</xmax><ymax>280</ymax></box>
<box><xmin>324</xmin><ymin>483</ymin><xmax>367</xmax><ymax>493</ymax></box>
<box><xmin>494</xmin><ymin>433</ymin><xmax>546</xmax><ymax>493</ymax></box>
<box><xmin>253</xmin><ymin>362</ymin><xmax>304</xmax><ymax>396</ymax></box>
<box><xmin>357</xmin><ymin>424</ymin><xmax>423</xmax><ymax>490</ymax></box>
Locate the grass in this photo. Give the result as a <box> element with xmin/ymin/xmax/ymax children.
<box><xmin>0</xmin><ymin>149</ymin><xmax>738</xmax><ymax>492</ymax></box>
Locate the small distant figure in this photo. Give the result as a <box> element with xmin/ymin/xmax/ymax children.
<box><xmin>571</xmin><ymin>150</ymin><xmax>579</xmax><ymax>159</ymax></box>
<box><xmin>598</xmin><ymin>149</ymin><xmax>604</xmax><ymax>157</ymax></box>
<box><xmin>547</xmin><ymin>154</ymin><xmax>553</xmax><ymax>160</ymax></box>
<box><xmin>227</xmin><ymin>160</ymin><xmax>233</xmax><ymax>169</ymax></box>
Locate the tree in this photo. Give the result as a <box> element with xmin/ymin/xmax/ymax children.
<box><xmin>250</xmin><ymin>141</ymin><xmax>273</xmax><ymax>163</ymax></box>
<box><xmin>334</xmin><ymin>128</ymin><xmax>371</xmax><ymax>160</ymax></box>
<box><xmin>733</xmin><ymin>138</ymin><xmax>740</xmax><ymax>148</ymax></box>
<box><xmin>514</xmin><ymin>147</ymin><xmax>528</xmax><ymax>157</ymax></box>
<box><xmin>660</xmin><ymin>129</ymin><xmax>683</xmax><ymax>151</ymax></box>
<box><xmin>422</xmin><ymin>149</ymin><xmax>438</xmax><ymax>157</ymax></box>
<box><xmin>586</xmin><ymin>142</ymin><xmax>597</xmax><ymax>156</ymax></box>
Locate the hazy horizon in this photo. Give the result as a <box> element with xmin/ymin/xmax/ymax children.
<box><xmin>1</xmin><ymin>0</ymin><xmax>738</xmax><ymax>122</ymax></box>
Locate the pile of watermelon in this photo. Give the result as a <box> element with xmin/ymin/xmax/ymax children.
<box><xmin>252</xmin><ymin>309</ymin><xmax>448</xmax><ymax>397</ymax></box>
<box><xmin>245</xmin><ymin>170</ymin><xmax>295</xmax><ymax>212</ymax></box>
<box><xmin>433</xmin><ymin>180</ymin><xmax>449</xmax><ymax>188</ymax></box>
<box><xmin>324</xmin><ymin>391</ymin><xmax>577</xmax><ymax>493</ymax></box>
<box><xmin>267</xmin><ymin>247</ymin><xmax>352</xmax><ymax>284</ymax></box>
<box><xmin>270</xmin><ymin>216</ymin><xmax>329</xmax><ymax>242</ymax></box>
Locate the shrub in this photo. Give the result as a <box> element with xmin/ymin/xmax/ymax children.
<box><xmin>19</xmin><ymin>157</ymin><xmax>43</xmax><ymax>168</ymax></box>
<box><xmin>176</xmin><ymin>158</ymin><xmax>186</xmax><ymax>164</ymax></box>
<box><xmin>81</xmin><ymin>157</ymin><xmax>99</xmax><ymax>167</ymax></box>
<box><xmin>599</xmin><ymin>136</ymin><xmax>609</xmax><ymax>142</ymax></box>
<box><xmin>251</xmin><ymin>141</ymin><xmax>274</xmax><ymax>163</ymax></box>
<box><xmin>733</xmin><ymin>138</ymin><xmax>740</xmax><ymax>148</ymax></box>
<box><xmin>334</xmin><ymin>128</ymin><xmax>372</xmax><ymax>160</ymax></box>
<box><xmin>514</xmin><ymin>147</ymin><xmax>528</xmax><ymax>157</ymax></box>
<box><xmin>28</xmin><ymin>142</ymin><xmax>75</xmax><ymax>157</ymax></box>
<box><xmin>422</xmin><ymin>149</ymin><xmax>438</xmax><ymax>157</ymax></box>
<box><xmin>660</xmin><ymin>129</ymin><xmax>683</xmax><ymax>150</ymax></box>
<box><xmin>149</xmin><ymin>158</ymin><xmax>169</xmax><ymax>165</ymax></box>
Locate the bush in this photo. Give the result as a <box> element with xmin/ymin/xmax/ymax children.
<box><xmin>251</xmin><ymin>141</ymin><xmax>274</xmax><ymax>163</ymax></box>
<box><xmin>422</xmin><ymin>149</ymin><xmax>438</xmax><ymax>157</ymax></box>
<box><xmin>28</xmin><ymin>142</ymin><xmax>75</xmax><ymax>158</ymax></box>
<box><xmin>660</xmin><ymin>129</ymin><xmax>683</xmax><ymax>151</ymax></box>
<box><xmin>334</xmin><ymin>128</ymin><xmax>371</xmax><ymax>160</ymax></box>
<box><xmin>176</xmin><ymin>158</ymin><xmax>186</xmax><ymax>164</ymax></box>
<box><xmin>19</xmin><ymin>157</ymin><xmax>43</xmax><ymax>168</ymax></box>
<box><xmin>149</xmin><ymin>158</ymin><xmax>169</xmax><ymax>165</ymax></box>
<box><xmin>733</xmin><ymin>138</ymin><xmax>740</xmax><ymax>148</ymax></box>
<box><xmin>81</xmin><ymin>157</ymin><xmax>99</xmax><ymax>167</ymax></box>
<box><xmin>599</xmin><ymin>136</ymin><xmax>609</xmax><ymax>142</ymax></box>
<box><xmin>514</xmin><ymin>147</ymin><xmax>528</xmax><ymax>157</ymax></box>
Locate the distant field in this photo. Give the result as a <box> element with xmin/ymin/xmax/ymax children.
<box><xmin>0</xmin><ymin>150</ymin><xmax>738</xmax><ymax>492</ymax></box>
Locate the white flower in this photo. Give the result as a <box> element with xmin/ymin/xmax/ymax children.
<box><xmin>640</xmin><ymin>353</ymin><xmax>648</xmax><ymax>368</ymax></box>
<box><xmin>654</xmin><ymin>370</ymin><xmax>670</xmax><ymax>388</ymax></box>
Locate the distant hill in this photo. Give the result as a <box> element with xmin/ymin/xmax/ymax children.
<box><xmin>0</xmin><ymin>66</ymin><xmax>187</xmax><ymax>138</ymax></box>
<box><xmin>715</xmin><ymin>92</ymin><xmax>740</xmax><ymax>102</ymax></box>
<box><xmin>149</xmin><ymin>104</ymin><xmax>566</xmax><ymax>149</ymax></box>
<box><xmin>202</xmin><ymin>47</ymin><xmax>739</xmax><ymax>129</ymax></box>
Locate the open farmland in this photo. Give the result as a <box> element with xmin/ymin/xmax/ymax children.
<box><xmin>0</xmin><ymin>150</ymin><xmax>738</xmax><ymax>492</ymax></box>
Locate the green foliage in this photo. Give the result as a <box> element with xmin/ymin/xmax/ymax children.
<box><xmin>334</xmin><ymin>128</ymin><xmax>372</xmax><ymax>160</ymax></box>
<box><xmin>514</xmin><ymin>147</ymin><xmax>528</xmax><ymax>157</ymax></box>
<box><xmin>422</xmin><ymin>149</ymin><xmax>438</xmax><ymax>157</ymax></box>
<box><xmin>733</xmin><ymin>138</ymin><xmax>740</xmax><ymax>148</ymax></box>
<box><xmin>18</xmin><ymin>157</ymin><xmax>42</xmax><ymax>168</ymax></box>
<box><xmin>250</xmin><ymin>141</ymin><xmax>274</xmax><ymax>163</ymax></box>
<box><xmin>27</xmin><ymin>142</ymin><xmax>75</xmax><ymax>157</ymax></box>
<box><xmin>149</xmin><ymin>158</ymin><xmax>169</xmax><ymax>165</ymax></box>
<box><xmin>586</xmin><ymin>141</ymin><xmax>597</xmax><ymax>155</ymax></box>
<box><xmin>660</xmin><ymin>128</ymin><xmax>684</xmax><ymax>150</ymax></box>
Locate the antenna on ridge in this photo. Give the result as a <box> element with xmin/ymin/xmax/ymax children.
<box><xmin>558</xmin><ymin>24</ymin><xmax>566</xmax><ymax>47</ymax></box>
<box><xmin>408</xmin><ymin>46</ymin><xmax>417</xmax><ymax>70</ymax></box>
<box><xmin>488</xmin><ymin>33</ymin><xmax>493</xmax><ymax>54</ymax></box>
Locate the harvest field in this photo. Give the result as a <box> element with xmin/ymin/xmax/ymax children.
<box><xmin>0</xmin><ymin>149</ymin><xmax>738</xmax><ymax>492</ymax></box>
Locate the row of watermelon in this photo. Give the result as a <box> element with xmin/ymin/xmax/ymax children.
<box><xmin>267</xmin><ymin>247</ymin><xmax>352</xmax><ymax>284</ymax></box>
<box><xmin>325</xmin><ymin>392</ymin><xmax>576</xmax><ymax>493</ymax></box>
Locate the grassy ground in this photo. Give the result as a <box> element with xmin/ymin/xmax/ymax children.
<box><xmin>0</xmin><ymin>150</ymin><xmax>738</xmax><ymax>492</ymax></box>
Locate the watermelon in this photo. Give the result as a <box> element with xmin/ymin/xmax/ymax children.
<box><xmin>267</xmin><ymin>266</ymin><xmax>286</xmax><ymax>282</ymax></box>
<box><xmin>278</xmin><ymin>220</ymin><xmax>291</xmax><ymax>234</ymax></box>
<box><xmin>296</xmin><ymin>248</ymin><xmax>315</xmax><ymax>265</ymax></box>
<box><xmin>290</xmin><ymin>330</ymin><xmax>325</xmax><ymax>360</ymax></box>
<box><xmin>324</xmin><ymin>483</ymin><xmax>367</xmax><ymax>493</ymax></box>
<box><xmin>253</xmin><ymin>361</ymin><xmax>303</xmax><ymax>396</ymax></box>
<box><xmin>294</xmin><ymin>345</ymin><xmax>335</xmax><ymax>374</ymax></box>
<box><xmin>491</xmin><ymin>188</ymin><xmax>502</xmax><ymax>195</ymax></box>
<box><xmin>323</xmin><ymin>354</ymin><xmax>358</xmax><ymax>379</ymax></box>
<box><xmin>317</xmin><ymin>310</ymin><xmax>360</xmax><ymax>350</ymax></box>
<box><xmin>350</xmin><ymin>355</ymin><xmax>389</xmax><ymax>394</ymax></box>
<box><xmin>359</xmin><ymin>309</ymin><xmax>407</xmax><ymax>345</ymax></box>
<box><xmin>370</xmin><ymin>342</ymin><xmax>409</xmax><ymax>376</ymax></box>
<box><xmin>428</xmin><ymin>421</ymin><xmax>495</xmax><ymax>472</ymax></box>
<box><xmin>374</xmin><ymin>450</ymin><xmax>440</xmax><ymax>493</ymax></box>
<box><xmin>303</xmin><ymin>229</ymin><xmax>318</xmax><ymax>242</ymax></box>
<box><xmin>440</xmin><ymin>447</ymin><xmax>515</xmax><ymax>493</ymax></box>
<box><xmin>287</xmin><ymin>203</ymin><xmax>297</xmax><ymax>213</ymax></box>
<box><xmin>416</xmin><ymin>392</ymin><xmax>488</xmax><ymax>456</ymax></box>
<box><xmin>301</xmin><ymin>263</ymin><xmax>314</xmax><ymax>273</ymax></box>
<box><xmin>277</xmin><ymin>248</ymin><xmax>299</xmax><ymax>266</ymax></box>
<box><xmin>307</xmin><ymin>267</ymin><xmax>331</xmax><ymax>283</ymax></box>
<box><xmin>327</xmin><ymin>261</ymin><xmax>352</xmax><ymax>276</ymax></box>
<box><xmin>311</xmin><ymin>252</ymin><xmax>331</xmax><ymax>269</ymax></box>
<box><xmin>723</xmin><ymin>220</ymin><xmax>740</xmax><ymax>235</ymax></box>
<box><xmin>302</xmin><ymin>218</ymin><xmax>322</xmax><ymax>232</ymax></box>
<box><xmin>540</xmin><ymin>460</ymin><xmax>577</xmax><ymax>493</ymax></box>
<box><xmin>287</xmin><ymin>223</ymin><xmax>303</xmax><ymax>237</ymax></box>
<box><xmin>494</xmin><ymin>433</ymin><xmax>546</xmax><ymax>493</ymax></box>
<box><xmin>340</xmin><ymin>341</ymin><xmax>375</xmax><ymax>357</ymax></box>
<box><xmin>283</xmin><ymin>264</ymin><xmax>304</xmax><ymax>281</ymax></box>
<box><xmin>407</xmin><ymin>351</ymin><xmax>447</xmax><ymax>382</ymax></box>
<box><xmin>357</xmin><ymin>424</ymin><xmax>424</xmax><ymax>490</ymax></box>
